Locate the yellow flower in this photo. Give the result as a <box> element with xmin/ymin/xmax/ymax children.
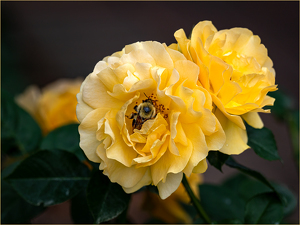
<box><xmin>172</xmin><ymin>21</ymin><xmax>277</xmax><ymax>155</ymax></box>
<box><xmin>77</xmin><ymin>41</ymin><xmax>225</xmax><ymax>199</ymax></box>
<box><xmin>16</xmin><ymin>78</ymin><xmax>82</xmax><ymax>134</ymax></box>
<box><xmin>142</xmin><ymin>173</ymin><xmax>202</xmax><ymax>223</ymax></box>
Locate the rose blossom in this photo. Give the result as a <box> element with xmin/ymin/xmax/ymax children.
<box><xmin>16</xmin><ymin>78</ymin><xmax>82</xmax><ymax>134</ymax></box>
<box><xmin>172</xmin><ymin>21</ymin><xmax>277</xmax><ymax>155</ymax></box>
<box><xmin>77</xmin><ymin>41</ymin><xmax>225</xmax><ymax>199</ymax></box>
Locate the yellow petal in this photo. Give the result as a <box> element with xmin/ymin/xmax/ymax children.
<box><xmin>169</xmin><ymin>111</ymin><xmax>181</xmax><ymax>156</ymax></box>
<box><xmin>191</xmin><ymin>21</ymin><xmax>217</xmax><ymax>48</ymax></box>
<box><xmin>182</xmin><ymin>123</ymin><xmax>208</xmax><ymax>176</ymax></box>
<box><xmin>215</xmin><ymin>108</ymin><xmax>249</xmax><ymax>155</ymax></box>
<box><xmin>97</xmin><ymin>67</ymin><xmax>120</xmax><ymax>92</ymax></box>
<box><xmin>141</xmin><ymin>41</ymin><xmax>174</xmax><ymax>72</ymax></box>
<box><xmin>168</xmin><ymin>43</ymin><xmax>178</xmax><ymax>51</ymax></box>
<box><xmin>218</xmin><ymin>81</ymin><xmax>242</xmax><ymax>106</ymax></box>
<box><xmin>140</xmin><ymin>124</ymin><xmax>167</xmax><ymax>154</ymax></box>
<box><xmin>208</xmin><ymin>56</ymin><xmax>228</xmax><ymax>94</ymax></box>
<box><xmin>121</xmin><ymin>48</ymin><xmax>156</xmax><ymax>67</ymax></box>
<box><xmin>164</xmin><ymin>43</ymin><xmax>187</xmax><ymax>63</ymax></box>
<box><xmin>192</xmin><ymin>36</ymin><xmax>211</xmax><ymax>66</ymax></box>
<box><xmin>157</xmin><ymin>172</ymin><xmax>183</xmax><ymax>200</ymax></box>
<box><xmin>93</xmin><ymin>61</ymin><xmax>108</xmax><ymax>73</ymax></box>
<box><xmin>79</xmin><ymin>108</ymin><xmax>109</xmax><ymax>163</ymax></box>
<box><xmin>205</xmin><ymin>116</ymin><xmax>226</xmax><ymax>150</ymax></box>
<box><xmin>212</xmin><ymin>94</ymin><xmax>245</xmax><ymax>129</ymax></box>
<box><xmin>174</xmin><ymin>29</ymin><xmax>192</xmax><ymax>60</ymax></box>
<box><xmin>133</xmin><ymin>155</ymin><xmax>153</xmax><ymax>164</ymax></box>
<box><xmin>260</xmin><ymin>95</ymin><xmax>275</xmax><ymax>108</ymax></box>
<box><xmin>113</xmin><ymin>63</ymin><xmax>136</xmax><ymax>83</ymax></box>
<box><xmin>174</xmin><ymin>119</ymin><xmax>188</xmax><ymax>146</ymax></box>
<box><xmin>191</xmin><ymin>89</ymin><xmax>216</xmax><ymax>135</ymax></box>
<box><xmin>82</xmin><ymin>73</ymin><xmax>123</xmax><ymax>109</ymax></box>
<box><xmin>239</xmin><ymin>32</ymin><xmax>269</xmax><ymax>66</ymax></box>
<box><xmin>130</xmin><ymin>132</ymin><xmax>147</xmax><ymax>143</ymax></box>
<box><xmin>116</xmin><ymin>94</ymin><xmax>140</xmax><ymax>146</ymax></box>
<box><xmin>225</xmin><ymin>102</ymin><xmax>260</xmax><ymax>115</ymax></box>
<box><xmin>123</xmin><ymin>70</ymin><xmax>140</xmax><ymax>90</ymax></box>
<box><xmin>242</xmin><ymin>112</ymin><xmax>263</xmax><ymax>129</ymax></box>
<box><xmin>194</xmin><ymin>54</ymin><xmax>210</xmax><ymax>90</ymax></box>
<box><xmin>151</xmin><ymin>140</ymin><xmax>193</xmax><ymax>185</ymax></box>
<box><xmin>134</xmin><ymin>62</ymin><xmax>152</xmax><ymax>80</ymax></box>
<box><xmin>76</xmin><ymin>92</ymin><xmax>93</xmax><ymax>123</ymax></box>
<box><xmin>174</xmin><ymin>60</ymin><xmax>199</xmax><ymax>87</ymax></box>
<box><xmin>109</xmin><ymin>84</ymin><xmax>136</xmax><ymax>101</ymax></box>
<box><xmin>104</xmin><ymin>111</ymin><xmax>138</xmax><ymax>167</ymax></box>
<box><xmin>170</xmin><ymin>111</ymin><xmax>188</xmax><ymax>147</ymax></box>
<box><xmin>192</xmin><ymin>159</ymin><xmax>208</xmax><ymax>173</ymax></box>
<box><xmin>123</xmin><ymin>168</ymin><xmax>152</xmax><ymax>193</ymax></box>
<box><xmin>136</xmin><ymin>134</ymin><xmax>170</xmax><ymax>168</ymax></box>
<box><xmin>97</xmin><ymin>143</ymin><xmax>148</xmax><ymax>189</ymax></box>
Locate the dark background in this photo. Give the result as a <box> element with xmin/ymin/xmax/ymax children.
<box><xmin>2</xmin><ymin>1</ymin><xmax>299</xmax><ymax>223</ymax></box>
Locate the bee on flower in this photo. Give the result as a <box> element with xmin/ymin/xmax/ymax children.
<box><xmin>76</xmin><ymin>41</ymin><xmax>226</xmax><ymax>199</ymax></box>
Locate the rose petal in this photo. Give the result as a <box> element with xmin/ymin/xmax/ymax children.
<box><xmin>97</xmin><ymin>143</ymin><xmax>148</xmax><ymax>189</ymax></box>
<box><xmin>79</xmin><ymin>108</ymin><xmax>110</xmax><ymax>163</ymax></box>
<box><xmin>151</xmin><ymin>140</ymin><xmax>193</xmax><ymax>185</ymax></box>
<box><xmin>157</xmin><ymin>172</ymin><xmax>183</xmax><ymax>200</ymax></box>
<box><xmin>192</xmin><ymin>159</ymin><xmax>208</xmax><ymax>173</ymax></box>
<box><xmin>215</xmin><ymin>108</ymin><xmax>249</xmax><ymax>155</ymax></box>
<box><xmin>242</xmin><ymin>112</ymin><xmax>263</xmax><ymax>129</ymax></box>
<box><xmin>82</xmin><ymin>73</ymin><xmax>123</xmax><ymax>109</ymax></box>
<box><xmin>123</xmin><ymin>168</ymin><xmax>152</xmax><ymax>193</ymax></box>
<box><xmin>182</xmin><ymin>123</ymin><xmax>208</xmax><ymax>176</ymax></box>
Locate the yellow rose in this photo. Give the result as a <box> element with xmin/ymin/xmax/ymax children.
<box><xmin>142</xmin><ymin>173</ymin><xmax>202</xmax><ymax>223</ymax></box>
<box><xmin>172</xmin><ymin>21</ymin><xmax>277</xmax><ymax>154</ymax></box>
<box><xmin>77</xmin><ymin>41</ymin><xmax>225</xmax><ymax>199</ymax></box>
<box><xmin>16</xmin><ymin>78</ymin><xmax>82</xmax><ymax>134</ymax></box>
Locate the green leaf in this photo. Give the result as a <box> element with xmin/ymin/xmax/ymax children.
<box><xmin>1</xmin><ymin>163</ymin><xmax>45</xmax><ymax>223</ymax></box>
<box><xmin>223</xmin><ymin>173</ymin><xmax>297</xmax><ymax>218</ymax></box>
<box><xmin>207</xmin><ymin>151</ymin><xmax>229</xmax><ymax>172</ymax></box>
<box><xmin>1</xmin><ymin>89</ymin><xmax>42</xmax><ymax>155</ymax></box>
<box><xmin>5</xmin><ymin>150</ymin><xmax>90</xmax><ymax>206</ymax></box>
<box><xmin>246</xmin><ymin>124</ymin><xmax>280</xmax><ymax>161</ymax></box>
<box><xmin>272</xmin><ymin>183</ymin><xmax>297</xmax><ymax>217</ymax></box>
<box><xmin>1</xmin><ymin>160</ymin><xmax>22</xmax><ymax>179</ymax></box>
<box><xmin>225</xmin><ymin>157</ymin><xmax>283</xmax><ymax>203</ymax></box>
<box><xmin>71</xmin><ymin>190</ymin><xmax>94</xmax><ymax>224</ymax></box>
<box><xmin>222</xmin><ymin>173</ymin><xmax>249</xmax><ymax>193</ymax></box>
<box><xmin>244</xmin><ymin>192</ymin><xmax>283</xmax><ymax>224</ymax></box>
<box><xmin>86</xmin><ymin>170</ymin><xmax>131</xmax><ymax>224</ymax></box>
<box><xmin>267</xmin><ymin>90</ymin><xmax>295</xmax><ymax>120</ymax></box>
<box><xmin>40</xmin><ymin>124</ymin><xmax>86</xmax><ymax>161</ymax></box>
<box><xmin>238</xmin><ymin>178</ymin><xmax>272</xmax><ymax>201</ymax></box>
<box><xmin>199</xmin><ymin>184</ymin><xmax>245</xmax><ymax>222</ymax></box>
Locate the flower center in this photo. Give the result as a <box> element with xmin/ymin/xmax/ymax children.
<box><xmin>127</xmin><ymin>93</ymin><xmax>169</xmax><ymax>130</ymax></box>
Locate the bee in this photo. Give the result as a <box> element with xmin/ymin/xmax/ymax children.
<box><xmin>127</xmin><ymin>94</ymin><xmax>157</xmax><ymax>130</ymax></box>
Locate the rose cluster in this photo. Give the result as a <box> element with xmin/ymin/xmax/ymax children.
<box><xmin>76</xmin><ymin>21</ymin><xmax>277</xmax><ymax>199</ymax></box>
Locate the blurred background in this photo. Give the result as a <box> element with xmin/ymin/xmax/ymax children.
<box><xmin>2</xmin><ymin>1</ymin><xmax>299</xmax><ymax>223</ymax></box>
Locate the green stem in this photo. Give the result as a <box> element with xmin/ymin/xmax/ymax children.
<box><xmin>182</xmin><ymin>174</ymin><xmax>212</xmax><ymax>224</ymax></box>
